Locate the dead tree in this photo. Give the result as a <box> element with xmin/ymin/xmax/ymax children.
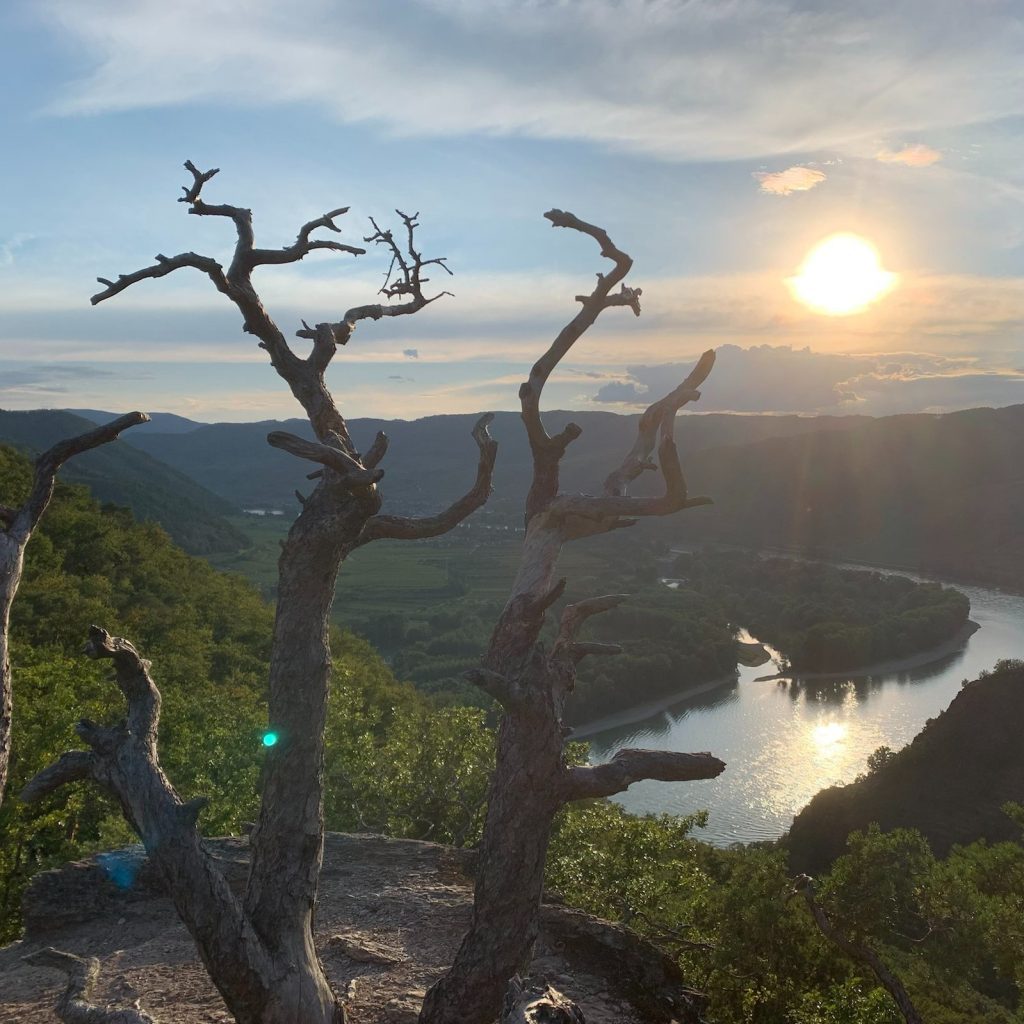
<box><xmin>420</xmin><ymin>212</ymin><xmax>726</xmax><ymax>1024</ymax></box>
<box><xmin>0</xmin><ymin>412</ymin><xmax>149</xmax><ymax>810</ymax></box>
<box><xmin>20</xmin><ymin>162</ymin><xmax>497</xmax><ymax>1024</ymax></box>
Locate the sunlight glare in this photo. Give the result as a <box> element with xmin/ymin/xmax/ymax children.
<box><xmin>811</xmin><ymin>721</ymin><xmax>847</xmax><ymax>752</ymax></box>
<box><xmin>788</xmin><ymin>233</ymin><xmax>896</xmax><ymax>315</ymax></box>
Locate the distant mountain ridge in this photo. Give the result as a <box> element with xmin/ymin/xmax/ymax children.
<box><xmin>113</xmin><ymin>409</ymin><xmax>867</xmax><ymax>512</ymax></box>
<box><xmin>675</xmin><ymin>403</ymin><xmax>1024</xmax><ymax>587</ymax></box>
<box><xmin>0</xmin><ymin>410</ymin><xmax>246</xmax><ymax>556</ymax></box>
<box><xmin>33</xmin><ymin>401</ymin><xmax>1024</xmax><ymax>587</ymax></box>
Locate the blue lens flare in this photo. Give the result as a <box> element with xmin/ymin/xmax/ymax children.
<box><xmin>262</xmin><ymin>731</ymin><xmax>279</xmax><ymax>747</ymax></box>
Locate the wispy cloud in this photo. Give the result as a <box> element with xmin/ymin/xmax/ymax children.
<box><xmin>876</xmin><ymin>144</ymin><xmax>943</xmax><ymax>167</ymax></box>
<box><xmin>35</xmin><ymin>0</ymin><xmax>1024</xmax><ymax>162</ymax></box>
<box><xmin>754</xmin><ymin>167</ymin><xmax>827</xmax><ymax>195</ymax></box>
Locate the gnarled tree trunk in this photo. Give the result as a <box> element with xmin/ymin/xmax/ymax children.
<box><xmin>422</xmin><ymin>214</ymin><xmax>725</xmax><ymax>1024</ymax></box>
<box><xmin>19</xmin><ymin>162</ymin><xmax>496</xmax><ymax>1024</ymax></box>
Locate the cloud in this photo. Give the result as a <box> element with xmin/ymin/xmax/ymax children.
<box><xmin>876</xmin><ymin>144</ymin><xmax>943</xmax><ymax>167</ymax></box>
<box><xmin>0</xmin><ymin>234</ymin><xmax>35</xmax><ymax>267</ymax></box>
<box><xmin>35</xmin><ymin>0</ymin><xmax>1024</xmax><ymax>162</ymax></box>
<box><xmin>754</xmin><ymin>167</ymin><xmax>827</xmax><ymax>195</ymax></box>
<box><xmin>588</xmin><ymin>345</ymin><xmax>1024</xmax><ymax>416</ymax></box>
<box><xmin>593</xmin><ymin>379</ymin><xmax>650</xmax><ymax>403</ymax></box>
<box><xmin>0</xmin><ymin>364</ymin><xmax>121</xmax><ymax>402</ymax></box>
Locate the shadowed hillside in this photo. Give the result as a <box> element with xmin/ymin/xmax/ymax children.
<box><xmin>785</xmin><ymin>659</ymin><xmax>1024</xmax><ymax>874</ymax></box>
<box><xmin>0</xmin><ymin>410</ymin><xmax>247</xmax><ymax>555</ymax></box>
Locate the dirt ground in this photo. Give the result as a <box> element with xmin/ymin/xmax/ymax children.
<box><xmin>0</xmin><ymin>833</ymin><xmax>701</xmax><ymax>1024</ymax></box>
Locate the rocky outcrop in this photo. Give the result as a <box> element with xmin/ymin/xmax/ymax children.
<box><xmin>1</xmin><ymin>832</ymin><xmax>703</xmax><ymax>1023</ymax></box>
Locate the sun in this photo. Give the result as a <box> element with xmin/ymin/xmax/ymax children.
<box><xmin>788</xmin><ymin>233</ymin><xmax>897</xmax><ymax>315</ymax></box>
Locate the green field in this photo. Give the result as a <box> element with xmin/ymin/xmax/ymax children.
<box><xmin>207</xmin><ymin>515</ymin><xmax>621</xmax><ymax>628</ymax></box>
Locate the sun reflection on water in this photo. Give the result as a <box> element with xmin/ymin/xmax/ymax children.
<box><xmin>811</xmin><ymin>720</ymin><xmax>847</xmax><ymax>753</ymax></box>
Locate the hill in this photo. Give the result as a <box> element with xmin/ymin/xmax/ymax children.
<box><xmin>81</xmin><ymin>402</ymin><xmax>1024</xmax><ymax>588</ymax></box>
<box><xmin>120</xmin><ymin>409</ymin><xmax>863</xmax><ymax>512</ymax></box>
<box><xmin>64</xmin><ymin>409</ymin><xmax>205</xmax><ymax>435</ymax></box>
<box><xmin>0</xmin><ymin>410</ymin><xmax>246</xmax><ymax>555</ymax></box>
<box><xmin>676</xmin><ymin>403</ymin><xmax>1024</xmax><ymax>587</ymax></box>
<box><xmin>785</xmin><ymin>659</ymin><xmax>1024</xmax><ymax>874</ymax></box>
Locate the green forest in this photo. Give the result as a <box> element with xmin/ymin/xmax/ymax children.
<box><xmin>4</xmin><ymin>442</ymin><xmax>1024</xmax><ymax>1022</ymax></box>
<box><xmin>671</xmin><ymin>550</ymin><xmax>972</xmax><ymax>674</ymax></box>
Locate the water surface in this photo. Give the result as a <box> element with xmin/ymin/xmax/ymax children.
<box><xmin>586</xmin><ymin>574</ymin><xmax>1024</xmax><ymax>846</ymax></box>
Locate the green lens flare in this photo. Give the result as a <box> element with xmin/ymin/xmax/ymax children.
<box><xmin>262</xmin><ymin>731</ymin><xmax>279</xmax><ymax>747</ymax></box>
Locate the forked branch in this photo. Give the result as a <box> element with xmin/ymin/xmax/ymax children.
<box><xmin>605</xmin><ymin>349</ymin><xmax>716</xmax><ymax>496</ymax></box>
<box><xmin>355</xmin><ymin>414</ymin><xmax>497</xmax><ymax>546</ymax></box>
<box><xmin>296</xmin><ymin>209</ymin><xmax>454</xmax><ymax>350</ymax></box>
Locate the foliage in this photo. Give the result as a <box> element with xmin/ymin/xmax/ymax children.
<box><xmin>673</xmin><ymin>550</ymin><xmax>971</xmax><ymax>673</ymax></box>
<box><xmin>0</xmin><ymin>446</ymin><xmax>492</xmax><ymax>938</ymax></box>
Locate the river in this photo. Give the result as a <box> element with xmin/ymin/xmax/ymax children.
<box><xmin>583</xmin><ymin>571</ymin><xmax>1024</xmax><ymax>846</ymax></box>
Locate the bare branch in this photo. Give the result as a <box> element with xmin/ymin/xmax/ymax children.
<box><xmin>605</xmin><ymin>349</ymin><xmax>716</xmax><ymax>497</ymax></box>
<box><xmin>251</xmin><ymin>206</ymin><xmax>366</xmax><ymax>266</ymax></box>
<box><xmin>362</xmin><ymin>430</ymin><xmax>389</xmax><ymax>469</ymax></box>
<box><xmin>355</xmin><ymin>414</ymin><xmax>497</xmax><ymax>546</ymax></box>
<box><xmin>20</xmin><ymin>751</ymin><xmax>94</xmax><ymax>804</ymax></box>
<box><xmin>552</xmin><ymin>594</ymin><xmax>628</xmax><ymax>665</ymax></box>
<box><xmin>266</xmin><ymin>431</ymin><xmax>383</xmax><ymax>487</ymax></box>
<box><xmin>178</xmin><ymin>159</ymin><xmax>219</xmax><ymax>204</ymax></box>
<box><xmin>23</xmin><ymin>947</ymin><xmax>156</xmax><ymax>1024</ymax></box>
<box><xmin>91</xmin><ymin>252</ymin><xmax>229</xmax><ymax>306</ymax></box>
<box><xmin>520</xmin><ymin>210</ymin><xmax>638</xmax><ymax>522</ymax></box>
<box><xmin>792</xmin><ymin>875</ymin><xmax>923</xmax><ymax>1024</ymax></box>
<box><xmin>295</xmin><ymin>209</ymin><xmax>452</xmax><ymax>350</ymax></box>
<box><xmin>83</xmin><ymin>626</ymin><xmax>160</xmax><ymax>747</ymax></box>
<box><xmin>11</xmin><ymin>413</ymin><xmax>150</xmax><ymax>541</ymax></box>
<box><xmin>564</xmin><ymin>748</ymin><xmax>725</xmax><ymax>801</ymax></box>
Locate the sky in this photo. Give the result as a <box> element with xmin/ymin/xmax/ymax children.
<box><xmin>0</xmin><ymin>0</ymin><xmax>1022</xmax><ymax>422</ymax></box>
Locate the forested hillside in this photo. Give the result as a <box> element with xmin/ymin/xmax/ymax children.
<box><xmin>677</xmin><ymin>403</ymin><xmax>1024</xmax><ymax>587</ymax></box>
<box><xmin>0</xmin><ymin>445</ymin><xmax>492</xmax><ymax>941</ymax></box>
<box><xmin>672</xmin><ymin>550</ymin><xmax>973</xmax><ymax>673</ymax></box>
<box><xmin>119</xmin><ymin>409</ymin><xmax>863</xmax><ymax>512</ymax></box>
<box><xmin>69</xmin><ymin>402</ymin><xmax>1024</xmax><ymax>588</ymax></box>
<box><xmin>0</xmin><ymin>412</ymin><xmax>247</xmax><ymax>555</ymax></box>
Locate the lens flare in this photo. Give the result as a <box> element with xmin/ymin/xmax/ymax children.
<box><xmin>788</xmin><ymin>233</ymin><xmax>896</xmax><ymax>315</ymax></box>
<box><xmin>262</xmin><ymin>731</ymin><xmax>279</xmax><ymax>747</ymax></box>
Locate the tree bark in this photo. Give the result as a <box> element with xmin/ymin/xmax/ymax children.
<box><xmin>421</xmin><ymin>689</ymin><xmax>564</xmax><ymax>1023</ymax></box>
<box><xmin>421</xmin><ymin>213</ymin><xmax>723</xmax><ymax>1024</ymax></box>
<box><xmin>22</xmin><ymin>163</ymin><xmax>492</xmax><ymax>1024</ymax></box>
<box><xmin>0</xmin><ymin>543</ymin><xmax>22</xmax><ymax>813</ymax></box>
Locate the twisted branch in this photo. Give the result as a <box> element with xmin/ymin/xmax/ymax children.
<box><xmin>266</xmin><ymin>431</ymin><xmax>383</xmax><ymax>487</ymax></box>
<box><xmin>8</xmin><ymin>413</ymin><xmax>150</xmax><ymax>542</ymax></box>
<box><xmin>355</xmin><ymin>414</ymin><xmax>497</xmax><ymax>546</ymax></box>
<box><xmin>564</xmin><ymin>749</ymin><xmax>726</xmax><ymax>801</ymax></box>
<box><xmin>519</xmin><ymin>210</ymin><xmax>638</xmax><ymax>522</ymax></box>
<box><xmin>22</xmin><ymin>947</ymin><xmax>156</xmax><ymax>1024</ymax></box>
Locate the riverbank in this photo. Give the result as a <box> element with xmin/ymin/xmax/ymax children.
<box><xmin>754</xmin><ymin>620</ymin><xmax>980</xmax><ymax>683</ymax></box>
<box><xmin>569</xmin><ymin>670</ymin><xmax>739</xmax><ymax>741</ymax></box>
